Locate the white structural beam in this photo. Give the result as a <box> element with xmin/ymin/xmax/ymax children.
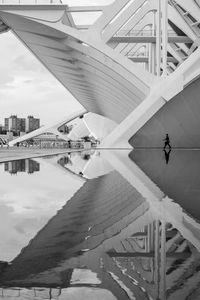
<box><xmin>161</xmin><ymin>0</ymin><xmax>168</xmax><ymax>77</ymax></box>
<box><xmin>0</xmin><ymin>4</ymin><xmax>157</xmax><ymax>125</ymax></box>
<box><xmin>67</xmin><ymin>6</ymin><xmax>106</xmax><ymax>12</ymax></box>
<box><xmin>111</xmin><ymin>35</ymin><xmax>192</xmax><ymax>43</ymax></box>
<box><xmin>114</xmin><ymin>5</ymin><xmax>155</xmax><ymax>54</ymax></box>
<box><xmin>156</xmin><ymin>0</ymin><xmax>161</xmax><ymax>76</ymax></box>
<box><xmin>128</xmin><ymin>56</ymin><xmax>178</xmax><ymax>63</ymax></box>
<box><xmin>101</xmin><ymin>0</ymin><xmax>149</xmax><ymax>43</ymax></box>
<box><xmin>101</xmin><ymin>46</ymin><xmax>200</xmax><ymax>148</ymax></box>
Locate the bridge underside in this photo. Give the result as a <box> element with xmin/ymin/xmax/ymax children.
<box><xmin>0</xmin><ymin>0</ymin><xmax>200</xmax><ymax>146</ymax></box>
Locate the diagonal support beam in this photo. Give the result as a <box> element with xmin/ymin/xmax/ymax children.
<box><xmin>101</xmin><ymin>46</ymin><xmax>200</xmax><ymax>148</ymax></box>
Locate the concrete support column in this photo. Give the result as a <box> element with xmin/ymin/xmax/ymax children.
<box><xmin>148</xmin><ymin>25</ymin><xmax>153</xmax><ymax>73</ymax></box>
<box><xmin>151</xmin><ymin>12</ymin><xmax>156</xmax><ymax>75</ymax></box>
<box><xmin>156</xmin><ymin>0</ymin><xmax>161</xmax><ymax>76</ymax></box>
<box><xmin>160</xmin><ymin>220</ymin><xmax>166</xmax><ymax>300</ymax></box>
<box><xmin>154</xmin><ymin>220</ymin><xmax>160</xmax><ymax>299</ymax></box>
<box><xmin>145</xmin><ymin>44</ymin><xmax>149</xmax><ymax>71</ymax></box>
<box><xmin>161</xmin><ymin>0</ymin><xmax>168</xmax><ymax>77</ymax></box>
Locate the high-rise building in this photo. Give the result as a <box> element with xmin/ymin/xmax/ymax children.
<box><xmin>4</xmin><ymin>115</ymin><xmax>25</xmax><ymax>134</ymax></box>
<box><xmin>4</xmin><ymin>115</ymin><xmax>40</xmax><ymax>134</ymax></box>
<box><xmin>25</xmin><ymin>116</ymin><xmax>40</xmax><ymax>133</ymax></box>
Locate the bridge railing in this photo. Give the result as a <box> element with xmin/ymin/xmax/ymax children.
<box><xmin>115</xmin><ymin>29</ymin><xmax>179</xmax><ymax>37</ymax></box>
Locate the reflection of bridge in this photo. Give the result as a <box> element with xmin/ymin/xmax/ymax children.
<box><xmin>1</xmin><ymin>1</ymin><xmax>200</xmax><ymax>298</ymax></box>
<box><xmin>0</xmin><ymin>0</ymin><xmax>200</xmax><ymax>147</ymax></box>
<box><xmin>1</xmin><ymin>152</ymin><xmax>200</xmax><ymax>299</ymax></box>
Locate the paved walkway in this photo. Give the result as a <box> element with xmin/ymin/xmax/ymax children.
<box><xmin>0</xmin><ymin>147</ymin><xmax>81</xmax><ymax>163</ymax></box>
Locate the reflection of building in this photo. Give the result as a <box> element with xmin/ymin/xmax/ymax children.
<box><xmin>25</xmin><ymin>159</ymin><xmax>40</xmax><ymax>174</ymax></box>
<box><xmin>4</xmin><ymin>159</ymin><xmax>40</xmax><ymax>175</ymax></box>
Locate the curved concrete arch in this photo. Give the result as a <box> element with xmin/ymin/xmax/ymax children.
<box><xmin>102</xmin><ymin>45</ymin><xmax>200</xmax><ymax>148</ymax></box>
<box><xmin>0</xmin><ymin>1</ymin><xmax>200</xmax><ymax>150</ymax></box>
<box><xmin>0</xmin><ymin>4</ymin><xmax>157</xmax><ymax>125</ymax></box>
<box><xmin>83</xmin><ymin>113</ymin><xmax>116</xmax><ymax>140</ymax></box>
<box><xmin>72</xmin><ymin>52</ymin><xmax>140</xmax><ymax>100</ymax></box>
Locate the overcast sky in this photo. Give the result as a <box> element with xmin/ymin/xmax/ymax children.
<box><xmin>0</xmin><ymin>32</ymin><xmax>82</xmax><ymax>126</ymax></box>
<box><xmin>0</xmin><ymin>0</ymin><xmax>114</xmax><ymax>126</ymax></box>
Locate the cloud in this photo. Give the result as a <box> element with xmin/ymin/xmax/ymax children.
<box><xmin>0</xmin><ymin>32</ymin><xmax>82</xmax><ymax>125</ymax></box>
<box><xmin>0</xmin><ymin>159</ymin><xmax>83</xmax><ymax>261</ymax></box>
<box><xmin>0</xmin><ymin>1</ymin><xmax>115</xmax><ymax>126</ymax></box>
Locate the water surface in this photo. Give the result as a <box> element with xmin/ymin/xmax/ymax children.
<box><xmin>0</xmin><ymin>150</ymin><xmax>200</xmax><ymax>300</ymax></box>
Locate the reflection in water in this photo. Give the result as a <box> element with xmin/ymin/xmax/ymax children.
<box><xmin>130</xmin><ymin>149</ymin><xmax>200</xmax><ymax>221</ymax></box>
<box><xmin>164</xmin><ymin>149</ymin><xmax>171</xmax><ymax>164</ymax></box>
<box><xmin>57</xmin><ymin>150</ymin><xmax>113</xmax><ymax>179</ymax></box>
<box><xmin>4</xmin><ymin>159</ymin><xmax>40</xmax><ymax>175</ymax></box>
<box><xmin>0</xmin><ymin>150</ymin><xmax>200</xmax><ymax>299</ymax></box>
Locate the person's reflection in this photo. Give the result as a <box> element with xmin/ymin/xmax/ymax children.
<box><xmin>164</xmin><ymin>148</ymin><xmax>171</xmax><ymax>164</ymax></box>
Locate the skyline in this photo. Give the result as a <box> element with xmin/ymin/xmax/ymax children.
<box><xmin>0</xmin><ymin>31</ymin><xmax>82</xmax><ymax>126</ymax></box>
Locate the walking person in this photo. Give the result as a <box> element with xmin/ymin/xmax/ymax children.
<box><xmin>163</xmin><ymin>133</ymin><xmax>171</xmax><ymax>150</ymax></box>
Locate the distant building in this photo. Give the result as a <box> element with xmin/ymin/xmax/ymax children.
<box><xmin>25</xmin><ymin>116</ymin><xmax>40</xmax><ymax>133</ymax></box>
<box><xmin>4</xmin><ymin>115</ymin><xmax>40</xmax><ymax>135</ymax></box>
<box><xmin>4</xmin><ymin>159</ymin><xmax>40</xmax><ymax>175</ymax></box>
<box><xmin>4</xmin><ymin>115</ymin><xmax>25</xmax><ymax>135</ymax></box>
<box><xmin>0</xmin><ymin>124</ymin><xmax>6</xmax><ymax>134</ymax></box>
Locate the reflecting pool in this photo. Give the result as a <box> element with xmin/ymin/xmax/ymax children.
<box><xmin>0</xmin><ymin>150</ymin><xmax>200</xmax><ymax>300</ymax></box>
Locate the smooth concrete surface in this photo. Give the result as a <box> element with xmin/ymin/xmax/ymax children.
<box><xmin>129</xmin><ymin>77</ymin><xmax>200</xmax><ymax>148</ymax></box>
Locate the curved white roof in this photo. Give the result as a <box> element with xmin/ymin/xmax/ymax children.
<box><xmin>0</xmin><ymin>1</ymin><xmax>156</xmax><ymax>124</ymax></box>
<box><xmin>0</xmin><ymin>0</ymin><xmax>200</xmax><ymax>147</ymax></box>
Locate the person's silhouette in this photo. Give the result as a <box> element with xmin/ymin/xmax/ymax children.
<box><xmin>164</xmin><ymin>148</ymin><xmax>171</xmax><ymax>164</ymax></box>
<box><xmin>163</xmin><ymin>134</ymin><xmax>171</xmax><ymax>150</ymax></box>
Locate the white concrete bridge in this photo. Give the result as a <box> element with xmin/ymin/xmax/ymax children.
<box><xmin>0</xmin><ymin>0</ymin><xmax>200</xmax><ymax>147</ymax></box>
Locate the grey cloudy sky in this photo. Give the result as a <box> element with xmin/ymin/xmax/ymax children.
<box><xmin>0</xmin><ymin>32</ymin><xmax>82</xmax><ymax>126</ymax></box>
<box><xmin>0</xmin><ymin>0</ymin><xmax>114</xmax><ymax>126</ymax></box>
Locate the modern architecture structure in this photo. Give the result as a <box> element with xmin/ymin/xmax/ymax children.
<box><xmin>4</xmin><ymin>115</ymin><xmax>25</xmax><ymax>134</ymax></box>
<box><xmin>4</xmin><ymin>115</ymin><xmax>40</xmax><ymax>135</ymax></box>
<box><xmin>1</xmin><ymin>152</ymin><xmax>200</xmax><ymax>299</ymax></box>
<box><xmin>25</xmin><ymin>115</ymin><xmax>40</xmax><ymax>133</ymax></box>
<box><xmin>1</xmin><ymin>1</ymin><xmax>200</xmax><ymax>298</ymax></box>
<box><xmin>0</xmin><ymin>0</ymin><xmax>199</xmax><ymax>147</ymax></box>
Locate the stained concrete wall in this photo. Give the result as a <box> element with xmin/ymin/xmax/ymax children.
<box><xmin>129</xmin><ymin>77</ymin><xmax>200</xmax><ymax>148</ymax></box>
